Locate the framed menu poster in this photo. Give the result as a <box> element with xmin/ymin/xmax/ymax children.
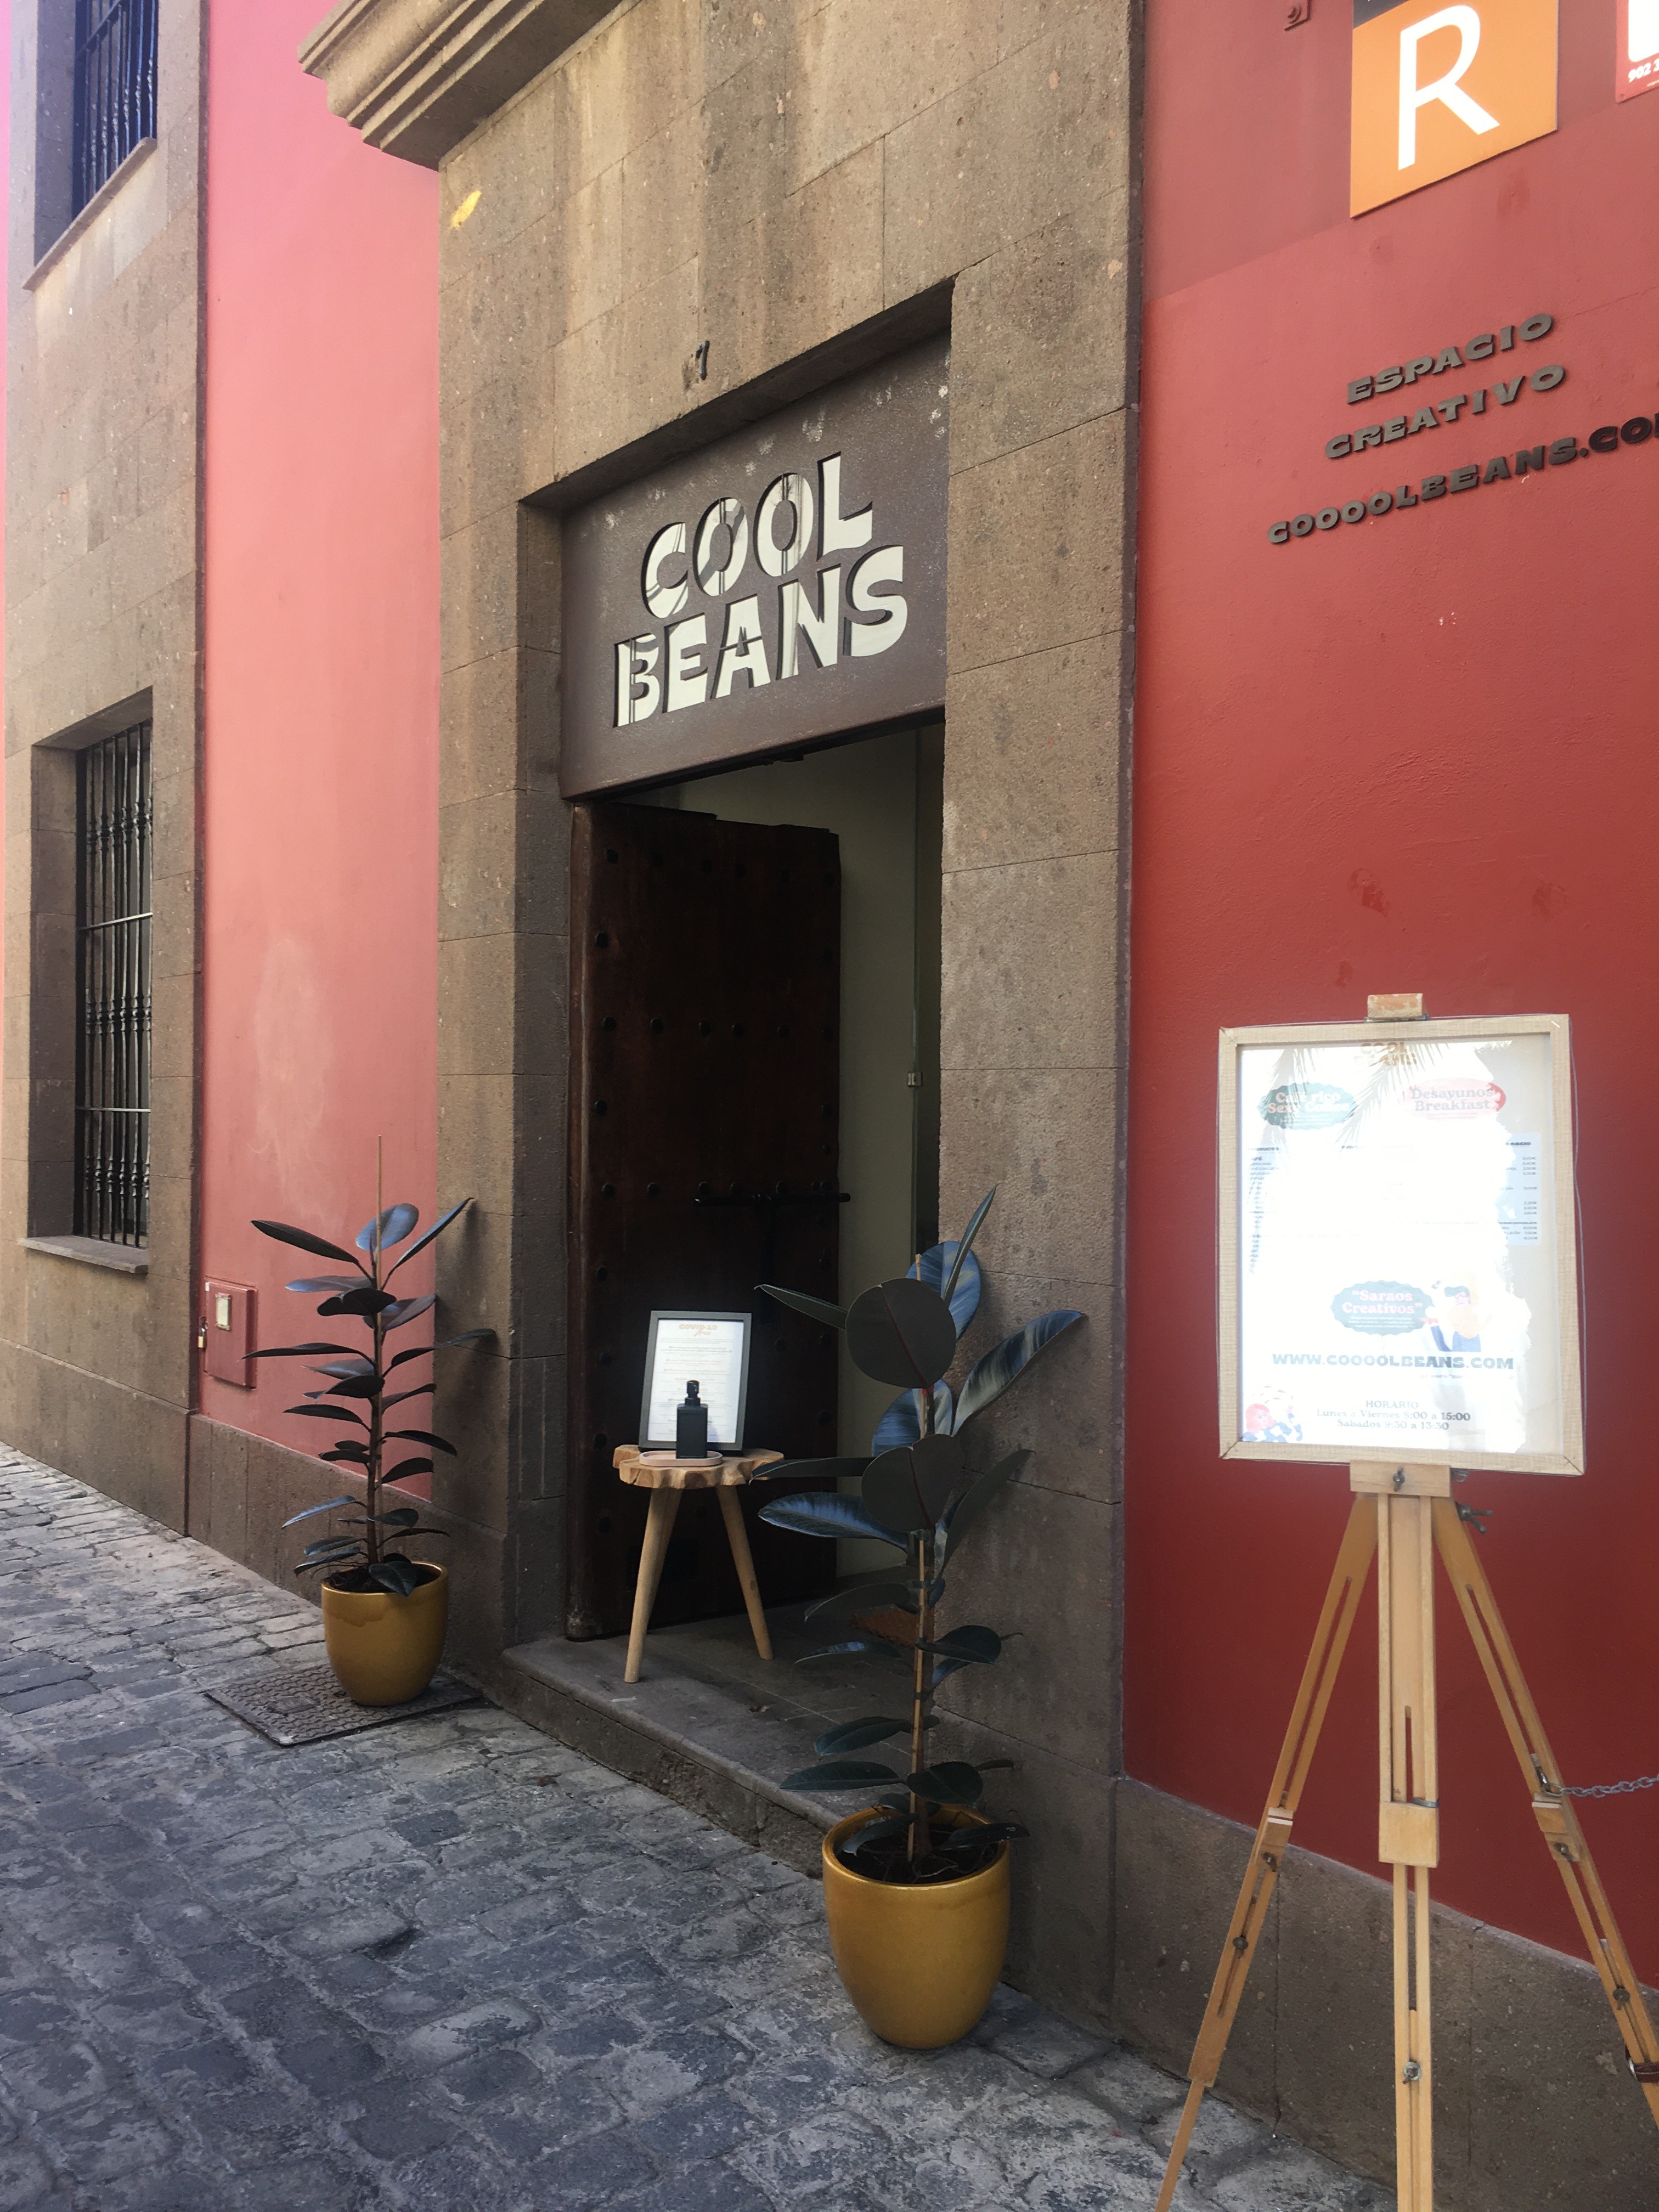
<box><xmin>1218</xmin><ymin>1014</ymin><xmax>1583</xmax><ymax>1474</ymax></box>
<box><xmin>639</xmin><ymin>1310</ymin><xmax>752</xmax><ymax>1451</ymax></box>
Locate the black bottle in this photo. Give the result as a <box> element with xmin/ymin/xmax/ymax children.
<box><xmin>676</xmin><ymin>1381</ymin><xmax>709</xmax><ymax>1459</ymax></box>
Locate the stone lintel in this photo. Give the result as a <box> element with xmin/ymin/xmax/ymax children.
<box><xmin>298</xmin><ymin>0</ymin><xmax>617</xmax><ymax>168</ymax></box>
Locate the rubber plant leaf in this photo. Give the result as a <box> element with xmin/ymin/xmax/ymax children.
<box><xmin>364</xmin><ymin>1559</ymin><xmax>424</xmax><ymax>1596</ymax></box>
<box><xmin>253</xmin><ymin>1220</ymin><xmax>365</xmax><ymax>1268</ymax></box>
<box><xmin>381</xmin><ymin>1295</ymin><xmax>437</xmax><ymax>1331</ymax></box>
<box><xmin>940</xmin><ymin>1820</ymin><xmax>1029</xmax><ymax>1855</ymax></box>
<box><xmin>939</xmin><ymin>1187</ymin><xmax>996</xmax><ymax>1316</ymax></box>
<box><xmin>951</xmin><ymin>1309</ymin><xmax>1085</xmax><ymax>1431</ymax></box>
<box><xmin>309</xmin><ymin>1357</ymin><xmax>375</xmax><ymax>1379</ymax></box>
<box><xmin>937</xmin><ymin>1448</ymin><xmax>1030</xmax><ymax>1561</ymax></box>
<box><xmin>385</xmin><ymin>1328</ymin><xmax>492</xmax><ymax>1373</ymax></box>
<box><xmin>280</xmin><ymin>1496</ymin><xmax>359</xmax><ymax>1527</ymax></box>
<box><xmin>384</xmin><ymin>1458</ymin><xmax>435</xmax><ymax>1482</ymax></box>
<box><xmin>793</xmin><ymin>1638</ymin><xmax>910</xmax><ymax>1666</ymax></box>
<box><xmin>757</xmin><ymin>1456</ymin><xmax>872</xmax><ymax>1484</ymax></box>
<box><xmin>754</xmin><ymin>1284</ymin><xmax>847</xmax><ymax>1331</ymax></box>
<box><xmin>301</xmin><ymin>1537</ymin><xmax>364</xmax><ymax>1561</ymax></box>
<box><xmin>870</xmin><ymin>1381</ymin><xmax>954</xmax><ymax>1455</ymax></box>
<box><xmin>837</xmin><ymin>1814</ymin><xmax>911</xmax><ymax>1861</ymax></box>
<box><xmin>907</xmin><ymin>1763</ymin><xmax>986</xmax><ymax>1807</ymax></box>
<box><xmin>368</xmin><ymin>1506</ymin><xmax>421</xmax><ymax>1530</ymax></box>
<box><xmin>284</xmin><ymin>1276</ymin><xmax>367</xmax><ymax>1296</ymax></box>
<box><xmin>283</xmin><ymin>1404</ymin><xmax>367</xmax><ymax>1426</ymax></box>
<box><xmin>781</xmin><ymin>1760</ymin><xmax>902</xmax><ymax>1792</ymax></box>
<box><xmin>384</xmin><ymin>1429</ymin><xmax>457</xmax><ymax>1455</ymax></box>
<box><xmin>357</xmin><ymin>1203</ymin><xmax>419</xmax><ymax>1254</ymax></box>
<box><xmin>318</xmin><ymin>1286</ymin><xmax>398</xmax><ymax>1318</ymax></box>
<box><xmin>382</xmin><ymin>1385</ymin><xmax>435</xmax><ymax>1409</ymax></box>
<box><xmin>758</xmin><ymin>1492</ymin><xmax>904</xmax><ymax>1549</ymax></box>
<box><xmin>861</xmin><ymin>1434</ymin><xmax>965</xmax><ymax>1534</ymax></box>
<box><xmin>316</xmin><ymin>1375</ymin><xmax>380</xmax><ymax>1401</ymax></box>
<box><xmin>320</xmin><ymin>1443</ymin><xmax>371</xmax><ymax>1464</ymax></box>
<box><xmin>844</xmin><ymin>1278</ymin><xmax>957</xmax><ymax>1389</ymax></box>
<box><xmin>813</xmin><ymin>1716</ymin><xmax>911</xmax><ymax>1756</ymax></box>
<box><xmin>384</xmin><ymin>1196</ymin><xmax>472</xmax><ymax>1279</ymax></box>
<box><xmin>909</xmin><ymin>1241</ymin><xmax>983</xmax><ymax>1335</ymax></box>
<box><xmin>918</xmin><ymin>1624</ymin><xmax>1002</xmax><ymax>1666</ymax></box>
<box><xmin>246</xmin><ymin>1342</ymin><xmax>363</xmax><ymax>1360</ymax></box>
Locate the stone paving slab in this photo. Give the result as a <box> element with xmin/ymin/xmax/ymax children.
<box><xmin>0</xmin><ymin>1447</ymin><xmax>1395</xmax><ymax>2211</ymax></box>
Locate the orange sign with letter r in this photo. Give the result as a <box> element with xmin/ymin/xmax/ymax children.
<box><xmin>1351</xmin><ymin>0</ymin><xmax>1556</xmax><ymax>215</ymax></box>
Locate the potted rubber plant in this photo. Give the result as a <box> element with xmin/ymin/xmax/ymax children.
<box><xmin>755</xmin><ymin>1187</ymin><xmax>1084</xmax><ymax>2049</ymax></box>
<box><xmin>250</xmin><ymin>1189</ymin><xmax>489</xmax><ymax>1706</ymax></box>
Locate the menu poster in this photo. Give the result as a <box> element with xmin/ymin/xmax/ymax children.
<box><xmin>1218</xmin><ymin>1015</ymin><xmax>1583</xmax><ymax>1475</ymax></box>
<box><xmin>640</xmin><ymin>1311</ymin><xmax>752</xmax><ymax>1449</ymax></box>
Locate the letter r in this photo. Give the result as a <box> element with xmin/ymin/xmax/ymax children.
<box><xmin>1399</xmin><ymin>7</ymin><xmax>1499</xmax><ymax>170</ymax></box>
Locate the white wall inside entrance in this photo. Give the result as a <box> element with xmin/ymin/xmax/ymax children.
<box><xmin>641</xmin><ymin>724</ymin><xmax>944</xmax><ymax>1573</ymax></box>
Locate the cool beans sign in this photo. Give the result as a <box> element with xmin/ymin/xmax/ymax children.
<box><xmin>559</xmin><ymin>338</ymin><xmax>949</xmax><ymax>796</ymax></box>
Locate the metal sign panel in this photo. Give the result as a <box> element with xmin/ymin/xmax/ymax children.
<box><xmin>560</xmin><ymin>338</ymin><xmax>949</xmax><ymax>796</ymax></box>
<box><xmin>1350</xmin><ymin>0</ymin><xmax>1557</xmax><ymax>218</ymax></box>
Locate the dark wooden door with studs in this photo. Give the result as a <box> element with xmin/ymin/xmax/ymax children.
<box><xmin>566</xmin><ymin>799</ymin><xmax>842</xmax><ymax>1639</ymax></box>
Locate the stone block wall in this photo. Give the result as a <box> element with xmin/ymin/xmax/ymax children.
<box><xmin>416</xmin><ymin>0</ymin><xmax>1136</xmax><ymax>2016</ymax></box>
<box><xmin>1115</xmin><ymin>1779</ymin><xmax>1659</xmax><ymax>2212</ymax></box>
<box><xmin>2</xmin><ymin>0</ymin><xmax>204</xmax><ymax>1525</ymax></box>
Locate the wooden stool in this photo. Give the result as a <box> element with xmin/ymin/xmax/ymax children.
<box><xmin>614</xmin><ymin>1446</ymin><xmax>783</xmax><ymax>1683</ymax></box>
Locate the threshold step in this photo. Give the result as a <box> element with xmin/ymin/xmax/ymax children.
<box><xmin>499</xmin><ymin>1598</ymin><xmax>901</xmax><ymax>1874</ymax></box>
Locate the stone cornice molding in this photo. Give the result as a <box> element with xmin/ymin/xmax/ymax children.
<box><xmin>299</xmin><ymin>0</ymin><xmax>614</xmax><ymax>168</ymax></box>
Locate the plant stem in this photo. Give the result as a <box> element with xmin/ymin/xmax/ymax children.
<box><xmin>908</xmin><ymin>1528</ymin><xmax>934</xmax><ymax>1869</ymax></box>
<box><xmin>366</xmin><ymin>1142</ymin><xmax>384</xmax><ymax>1568</ymax></box>
<box><xmin>906</xmin><ymin>1362</ymin><xmax>939</xmax><ymax>1870</ymax></box>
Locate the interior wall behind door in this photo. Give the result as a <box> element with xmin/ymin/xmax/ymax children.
<box><xmin>643</xmin><ymin>723</ymin><xmax>944</xmax><ymax>1466</ymax></box>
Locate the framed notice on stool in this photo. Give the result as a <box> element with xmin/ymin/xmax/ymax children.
<box><xmin>638</xmin><ymin>1311</ymin><xmax>752</xmax><ymax>1451</ymax></box>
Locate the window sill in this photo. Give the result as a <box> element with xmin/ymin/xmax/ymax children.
<box><xmin>22</xmin><ymin>1235</ymin><xmax>148</xmax><ymax>1276</ymax></box>
<box><xmin>24</xmin><ymin>137</ymin><xmax>157</xmax><ymax>292</ymax></box>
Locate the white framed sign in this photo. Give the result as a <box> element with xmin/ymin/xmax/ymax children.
<box><xmin>1218</xmin><ymin>1013</ymin><xmax>1583</xmax><ymax>1474</ymax></box>
<box><xmin>639</xmin><ymin>1311</ymin><xmax>753</xmax><ymax>1451</ymax></box>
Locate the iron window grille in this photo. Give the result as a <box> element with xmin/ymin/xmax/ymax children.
<box><xmin>71</xmin><ymin>0</ymin><xmax>157</xmax><ymax>218</ymax></box>
<box><xmin>75</xmin><ymin>723</ymin><xmax>151</xmax><ymax>1246</ymax></box>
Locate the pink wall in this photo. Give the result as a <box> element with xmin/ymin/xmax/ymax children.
<box><xmin>1</xmin><ymin>0</ymin><xmax>8</xmax><ymax>1026</ymax></box>
<box><xmin>200</xmin><ymin>2</ymin><xmax>439</xmax><ymax>1450</ymax></box>
<box><xmin>1127</xmin><ymin>0</ymin><xmax>1659</xmax><ymax>1975</ymax></box>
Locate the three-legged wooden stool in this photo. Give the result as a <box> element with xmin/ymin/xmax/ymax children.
<box><xmin>613</xmin><ymin>1446</ymin><xmax>783</xmax><ymax>1683</ymax></box>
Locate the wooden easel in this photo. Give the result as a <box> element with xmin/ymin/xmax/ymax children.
<box><xmin>1153</xmin><ymin>1461</ymin><xmax>1659</xmax><ymax>2212</ymax></box>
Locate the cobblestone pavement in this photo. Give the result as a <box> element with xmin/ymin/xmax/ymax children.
<box><xmin>0</xmin><ymin>1449</ymin><xmax>1393</xmax><ymax>2212</ymax></box>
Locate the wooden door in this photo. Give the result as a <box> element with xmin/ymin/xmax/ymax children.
<box><xmin>566</xmin><ymin>800</ymin><xmax>842</xmax><ymax>1639</ymax></box>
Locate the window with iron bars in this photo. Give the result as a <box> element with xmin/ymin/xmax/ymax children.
<box><xmin>75</xmin><ymin>724</ymin><xmax>151</xmax><ymax>1246</ymax></box>
<box><xmin>71</xmin><ymin>0</ymin><xmax>157</xmax><ymax>218</ymax></box>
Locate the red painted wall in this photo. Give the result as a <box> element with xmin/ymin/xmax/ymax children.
<box><xmin>1128</xmin><ymin>0</ymin><xmax>1659</xmax><ymax>1974</ymax></box>
<box><xmin>200</xmin><ymin>4</ymin><xmax>439</xmax><ymax>1455</ymax></box>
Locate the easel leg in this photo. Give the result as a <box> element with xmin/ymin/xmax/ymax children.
<box><xmin>1151</xmin><ymin>1498</ymin><xmax>1378</xmax><ymax>2212</ymax></box>
<box><xmin>625</xmin><ymin>1488</ymin><xmax>680</xmax><ymax>1685</ymax></box>
<box><xmin>1432</xmin><ymin>1499</ymin><xmax>1659</xmax><ymax>2129</ymax></box>
<box><xmin>1393</xmin><ymin>1863</ymin><xmax>1435</xmax><ymax>2211</ymax></box>
<box><xmin>717</xmin><ymin>1487</ymin><xmax>774</xmax><ymax>1662</ymax></box>
<box><xmin>1378</xmin><ymin>1489</ymin><xmax>1440</xmax><ymax>2212</ymax></box>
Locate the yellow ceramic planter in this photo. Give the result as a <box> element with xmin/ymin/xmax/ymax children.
<box><xmin>821</xmin><ymin>1808</ymin><xmax>1010</xmax><ymax>2048</ymax></box>
<box><xmin>320</xmin><ymin>1564</ymin><xmax>448</xmax><ymax>1705</ymax></box>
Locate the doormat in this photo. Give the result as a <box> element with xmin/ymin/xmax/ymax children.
<box><xmin>203</xmin><ymin>1660</ymin><xmax>479</xmax><ymax>1748</ymax></box>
